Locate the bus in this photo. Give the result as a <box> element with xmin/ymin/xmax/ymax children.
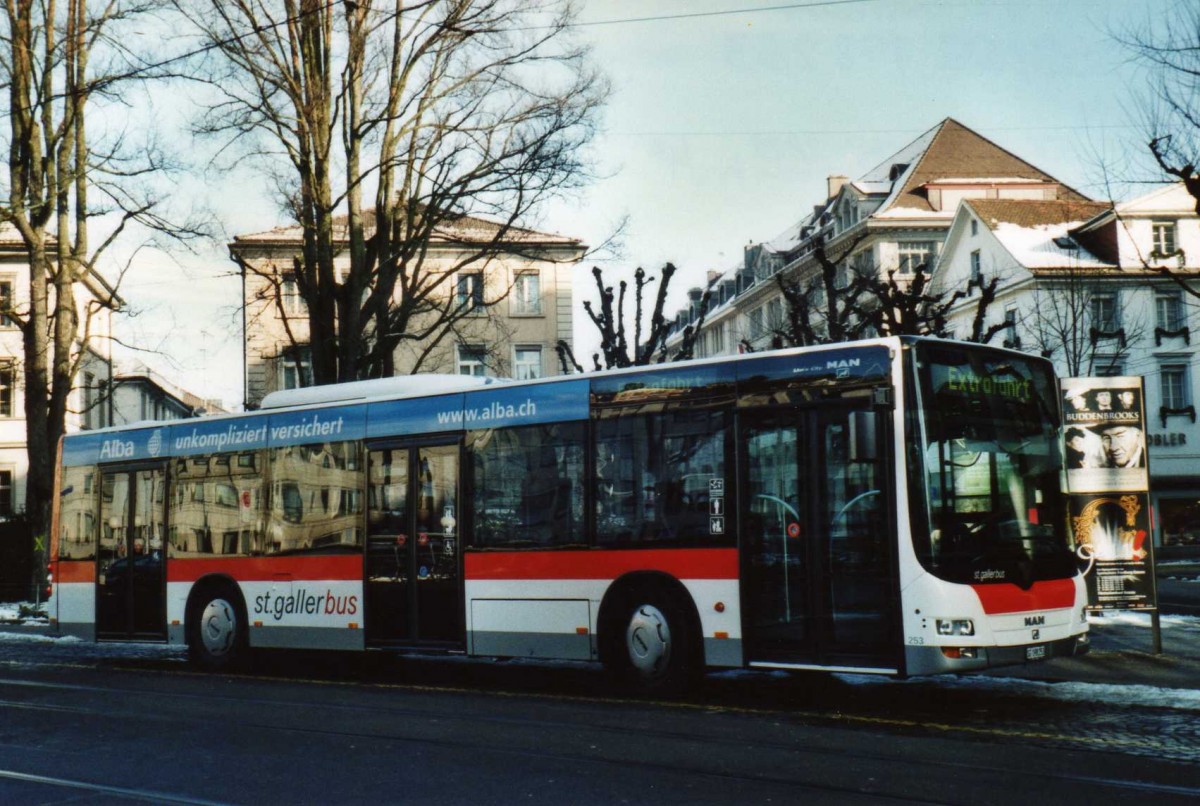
<box><xmin>48</xmin><ymin>337</ymin><xmax>1088</xmax><ymax>691</ymax></box>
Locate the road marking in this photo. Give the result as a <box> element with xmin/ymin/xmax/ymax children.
<box><xmin>0</xmin><ymin>769</ymin><xmax>226</xmax><ymax>805</ymax></box>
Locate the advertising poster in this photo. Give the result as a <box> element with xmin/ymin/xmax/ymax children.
<box><xmin>1061</xmin><ymin>376</ymin><xmax>1157</xmax><ymax>612</ymax></box>
<box><xmin>1061</xmin><ymin>378</ymin><xmax>1149</xmax><ymax>493</ymax></box>
<box><xmin>1070</xmin><ymin>491</ymin><xmax>1157</xmax><ymax>610</ymax></box>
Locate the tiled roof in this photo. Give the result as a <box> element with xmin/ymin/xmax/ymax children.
<box><xmin>878</xmin><ymin>118</ymin><xmax>1090</xmax><ymax>214</ymax></box>
<box><xmin>966</xmin><ymin>199</ymin><xmax>1112</xmax><ymax>230</ymax></box>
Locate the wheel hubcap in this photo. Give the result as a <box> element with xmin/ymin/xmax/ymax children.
<box><xmin>200</xmin><ymin>598</ymin><xmax>237</xmax><ymax>657</ymax></box>
<box><xmin>626</xmin><ymin>604</ymin><xmax>671</xmax><ymax>676</ymax></box>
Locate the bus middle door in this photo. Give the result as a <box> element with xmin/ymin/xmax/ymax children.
<box><xmin>365</xmin><ymin>440</ymin><xmax>462</xmax><ymax>647</ymax></box>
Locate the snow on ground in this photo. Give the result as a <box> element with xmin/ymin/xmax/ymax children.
<box><xmin>0</xmin><ymin>601</ymin><xmax>46</xmax><ymax>623</ymax></box>
<box><xmin>834</xmin><ymin>670</ymin><xmax>1200</xmax><ymax>712</ymax></box>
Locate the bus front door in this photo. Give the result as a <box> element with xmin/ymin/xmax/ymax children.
<box><xmin>365</xmin><ymin>442</ymin><xmax>462</xmax><ymax>647</ymax></box>
<box><xmin>96</xmin><ymin>466</ymin><xmax>167</xmax><ymax>641</ymax></box>
<box><xmin>740</xmin><ymin>405</ymin><xmax>897</xmax><ymax>671</ymax></box>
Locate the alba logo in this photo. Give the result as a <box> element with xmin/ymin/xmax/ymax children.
<box><xmin>99</xmin><ymin>439</ymin><xmax>135</xmax><ymax>459</ymax></box>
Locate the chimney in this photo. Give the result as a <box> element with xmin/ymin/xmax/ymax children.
<box><xmin>827</xmin><ymin>174</ymin><xmax>848</xmax><ymax>199</ymax></box>
<box><xmin>706</xmin><ymin>270</ymin><xmax>721</xmax><ymax>285</ymax></box>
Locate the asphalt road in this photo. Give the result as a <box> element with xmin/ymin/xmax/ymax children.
<box><xmin>1</xmin><ymin>640</ymin><xmax>1198</xmax><ymax>804</ymax></box>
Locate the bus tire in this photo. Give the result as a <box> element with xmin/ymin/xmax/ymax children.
<box><xmin>606</xmin><ymin>586</ymin><xmax>698</xmax><ymax>696</ymax></box>
<box><xmin>187</xmin><ymin>583</ymin><xmax>248</xmax><ymax>672</ymax></box>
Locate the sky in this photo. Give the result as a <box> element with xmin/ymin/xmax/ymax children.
<box><xmin>110</xmin><ymin>0</ymin><xmax>1175</xmax><ymax>411</ymax></box>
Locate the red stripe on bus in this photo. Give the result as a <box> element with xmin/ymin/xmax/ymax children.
<box><xmin>971</xmin><ymin>579</ymin><xmax>1077</xmax><ymax>614</ymax></box>
<box><xmin>166</xmin><ymin>555</ymin><xmax>363</xmax><ymax>583</ymax></box>
<box><xmin>465</xmin><ymin>548</ymin><xmax>738</xmax><ymax>580</ymax></box>
<box><xmin>56</xmin><ymin>561</ymin><xmax>95</xmax><ymax>583</ymax></box>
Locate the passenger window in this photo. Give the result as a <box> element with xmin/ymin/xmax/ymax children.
<box><xmin>169</xmin><ymin>451</ymin><xmax>266</xmax><ymax>558</ymax></box>
<box><xmin>266</xmin><ymin>441</ymin><xmax>364</xmax><ymax>554</ymax></box>
<box><xmin>470</xmin><ymin>422</ymin><xmax>585</xmax><ymax>549</ymax></box>
<box><xmin>594</xmin><ymin>409</ymin><xmax>731</xmax><ymax>546</ymax></box>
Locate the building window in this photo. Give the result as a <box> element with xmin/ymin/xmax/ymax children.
<box><xmin>1161</xmin><ymin>364</ymin><xmax>1190</xmax><ymax>410</ymax></box>
<box><xmin>1152</xmin><ymin>220</ymin><xmax>1177</xmax><ymax>256</ymax></box>
<box><xmin>897</xmin><ymin>241</ymin><xmax>936</xmax><ymax>276</ymax></box>
<box><xmin>970</xmin><ymin>218</ymin><xmax>978</xmax><ymax>237</ymax></box>
<box><xmin>513</xmin><ymin>346</ymin><xmax>542</xmax><ymax>380</ymax></box>
<box><xmin>1157</xmin><ymin>291</ymin><xmax>1184</xmax><ymax>331</ymax></box>
<box><xmin>456</xmin><ymin>272</ymin><xmax>484</xmax><ymax>312</ymax></box>
<box><xmin>458</xmin><ymin>344</ymin><xmax>488</xmax><ymax>377</ymax></box>
<box><xmin>709</xmin><ymin>323</ymin><xmax>725</xmax><ymax>356</ymax></box>
<box><xmin>280</xmin><ymin>273</ymin><xmax>306</xmax><ymax>316</ymax></box>
<box><xmin>0</xmin><ymin>363</ymin><xmax>13</xmax><ymax>418</ymax></box>
<box><xmin>1094</xmin><ymin>357</ymin><xmax>1124</xmax><ymax>377</ymax></box>
<box><xmin>748</xmin><ymin>306</ymin><xmax>764</xmax><ymax>340</ymax></box>
<box><xmin>970</xmin><ymin>250</ymin><xmax>982</xmax><ymax>285</ymax></box>
<box><xmin>280</xmin><ymin>348</ymin><xmax>313</xmax><ymax>390</ymax></box>
<box><xmin>0</xmin><ymin>468</ymin><xmax>11</xmax><ymax>516</ymax></box>
<box><xmin>511</xmin><ymin>272</ymin><xmax>541</xmax><ymax>315</ymax></box>
<box><xmin>1091</xmin><ymin>292</ymin><xmax>1119</xmax><ymax>331</ymax></box>
<box><xmin>0</xmin><ymin>277</ymin><xmax>14</xmax><ymax>328</ymax></box>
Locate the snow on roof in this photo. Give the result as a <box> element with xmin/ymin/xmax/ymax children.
<box><xmin>870</xmin><ymin>205</ymin><xmax>958</xmax><ymax>220</ymax></box>
<box><xmin>925</xmin><ymin>177</ymin><xmax>1059</xmax><ymax>185</ymax></box>
<box><xmin>851</xmin><ymin>181</ymin><xmax>894</xmax><ymax>195</ymax></box>
<box><xmin>991</xmin><ymin>220</ymin><xmax>1111</xmax><ymax>270</ymax></box>
<box><xmin>857</xmin><ymin>124</ymin><xmax>940</xmax><ymax>184</ymax></box>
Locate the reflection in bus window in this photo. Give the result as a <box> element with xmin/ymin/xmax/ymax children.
<box><xmin>471</xmin><ymin>422</ymin><xmax>585</xmax><ymax>549</ymax></box>
<box><xmin>169</xmin><ymin>451</ymin><xmax>266</xmax><ymax>558</ymax></box>
<box><xmin>267</xmin><ymin>441</ymin><xmax>364</xmax><ymax>554</ymax></box>
<box><xmin>594</xmin><ymin>409</ymin><xmax>730</xmax><ymax>546</ymax></box>
<box><xmin>58</xmin><ymin>466</ymin><xmax>97</xmax><ymax>561</ymax></box>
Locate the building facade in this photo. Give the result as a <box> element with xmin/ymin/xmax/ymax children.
<box><xmin>111</xmin><ymin>365</ymin><xmax>226</xmax><ymax>426</ymax></box>
<box><xmin>669</xmin><ymin>118</ymin><xmax>1090</xmax><ymax>357</ymax></box>
<box><xmin>0</xmin><ymin>226</ymin><xmax>119</xmax><ymax>517</ymax></box>
<box><xmin>230</xmin><ymin>215</ymin><xmax>585</xmax><ymax>409</ymax></box>
<box><xmin>935</xmin><ymin>183</ymin><xmax>1200</xmax><ymax>548</ymax></box>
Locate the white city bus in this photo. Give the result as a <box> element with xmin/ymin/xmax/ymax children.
<box><xmin>49</xmin><ymin>337</ymin><xmax>1088</xmax><ymax>691</ymax></box>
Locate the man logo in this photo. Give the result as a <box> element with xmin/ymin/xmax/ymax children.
<box><xmin>1032</xmin><ymin>629</ymin><xmax>1040</xmax><ymax>641</ymax></box>
<box><xmin>1024</xmin><ymin>615</ymin><xmax>1045</xmax><ymax>627</ymax></box>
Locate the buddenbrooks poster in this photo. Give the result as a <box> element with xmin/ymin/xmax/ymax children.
<box><xmin>1062</xmin><ymin>378</ymin><xmax>1149</xmax><ymax>493</ymax></box>
<box><xmin>1061</xmin><ymin>376</ymin><xmax>1157</xmax><ymax>611</ymax></box>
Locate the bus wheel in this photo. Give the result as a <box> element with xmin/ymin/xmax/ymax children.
<box><xmin>187</xmin><ymin>586</ymin><xmax>247</xmax><ymax>671</ymax></box>
<box><xmin>611</xmin><ymin>589</ymin><xmax>697</xmax><ymax>695</ymax></box>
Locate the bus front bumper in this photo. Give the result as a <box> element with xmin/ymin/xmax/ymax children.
<box><xmin>904</xmin><ymin>632</ymin><xmax>1089</xmax><ymax>677</ymax></box>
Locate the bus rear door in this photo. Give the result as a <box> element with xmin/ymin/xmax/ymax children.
<box><xmin>96</xmin><ymin>464</ymin><xmax>167</xmax><ymax>641</ymax></box>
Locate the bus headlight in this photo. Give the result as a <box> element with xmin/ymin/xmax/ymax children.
<box><xmin>936</xmin><ymin>618</ymin><xmax>974</xmax><ymax>636</ymax></box>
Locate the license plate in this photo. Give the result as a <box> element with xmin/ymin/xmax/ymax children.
<box><xmin>1026</xmin><ymin>645</ymin><xmax>1046</xmax><ymax>661</ymax></box>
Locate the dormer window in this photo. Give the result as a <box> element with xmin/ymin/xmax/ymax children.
<box><xmin>1152</xmin><ymin>220</ymin><xmax>1177</xmax><ymax>257</ymax></box>
<box><xmin>889</xmin><ymin>163</ymin><xmax>909</xmax><ymax>181</ymax></box>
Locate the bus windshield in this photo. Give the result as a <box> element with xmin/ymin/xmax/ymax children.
<box><xmin>909</xmin><ymin>343</ymin><xmax>1076</xmax><ymax>586</ymax></box>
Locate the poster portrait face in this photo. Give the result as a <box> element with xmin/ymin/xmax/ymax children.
<box><xmin>1097</xmin><ymin>424</ymin><xmax>1145</xmax><ymax>469</ymax></box>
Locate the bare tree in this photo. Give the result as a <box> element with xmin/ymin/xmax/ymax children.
<box><xmin>0</xmin><ymin>1</ymin><xmax>187</xmax><ymax>545</ymax></box>
<box><xmin>185</xmin><ymin>0</ymin><xmax>607</xmax><ymax>383</ymax></box>
<box><xmin>1119</xmin><ymin>2</ymin><xmax>1200</xmax><ymax>215</ymax></box>
<box><xmin>1028</xmin><ymin>268</ymin><xmax>1146</xmax><ymax>377</ymax></box>
<box><xmin>557</xmin><ymin>264</ymin><xmax>713</xmax><ymax>371</ymax></box>
<box><xmin>774</xmin><ymin>234</ymin><xmax>875</xmax><ymax>347</ymax></box>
